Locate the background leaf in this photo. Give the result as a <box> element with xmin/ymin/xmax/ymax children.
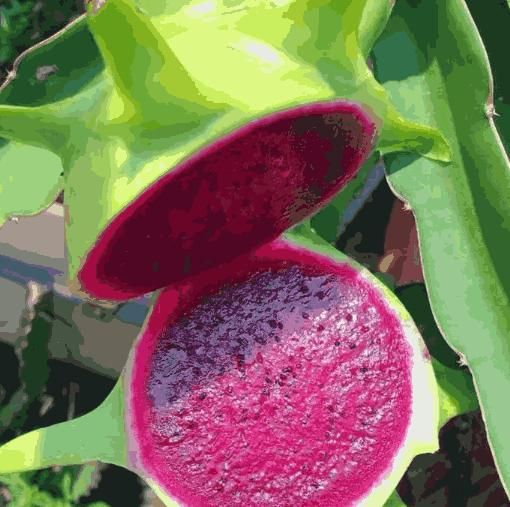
<box><xmin>373</xmin><ymin>0</ymin><xmax>510</xmax><ymax>495</ymax></box>
<box><xmin>310</xmin><ymin>154</ymin><xmax>383</xmax><ymax>243</ymax></box>
<box><xmin>395</xmin><ymin>284</ymin><xmax>459</xmax><ymax>369</ymax></box>
<box><xmin>396</xmin><ymin>284</ymin><xmax>479</xmax><ymax>427</ymax></box>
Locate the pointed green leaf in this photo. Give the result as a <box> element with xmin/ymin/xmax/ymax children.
<box><xmin>358</xmin><ymin>0</ymin><xmax>393</xmax><ymax>57</ymax></box>
<box><xmin>86</xmin><ymin>0</ymin><xmax>221</xmax><ymax>125</ymax></box>
<box><xmin>0</xmin><ymin>382</ymin><xmax>126</xmax><ymax>474</ymax></box>
<box><xmin>0</xmin><ymin>103</ymin><xmax>71</xmax><ymax>152</ymax></box>
<box><xmin>373</xmin><ymin>0</ymin><xmax>510</xmax><ymax>495</ymax></box>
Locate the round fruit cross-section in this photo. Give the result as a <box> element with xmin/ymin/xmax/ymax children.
<box><xmin>79</xmin><ymin>101</ymin><xmax>376</xmax><ymax>300</ymax></box>
<box><xmin>127</xmin><ymin>240</ymin><xmax>437</xmax><ymax>506</ymax></box>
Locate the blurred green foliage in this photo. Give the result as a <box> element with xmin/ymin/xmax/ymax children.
<box><xmin>0</xmin><ymin>291</ymin><xmax>111</xmax><ymax>505</ymax></box>
<box><xmin>0</xmin><ymin>1</ymin><xmax>33</xmax><ymax>69</ymax></box>
<box><xmin>0</xmin><ymin>0</ymin><xmax>83</xmax><ymax>77</ymax></box>
<box><xmin>0</xmin><ymin>465</ymin><xmax>108</xmax><ymax>507</ymax></box>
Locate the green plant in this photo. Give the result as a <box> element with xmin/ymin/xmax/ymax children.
<box><xmin>0</xmin><ymin>465</ymin><xmax>108</xmax><ymax>507</ymax></box>
<box><xmin>0</xmin><ymin>0</ymin><xmax>508</xmax><ymax>505</ymax></box>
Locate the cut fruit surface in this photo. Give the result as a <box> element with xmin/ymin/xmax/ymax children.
<box><xmin>0</xmin><ymin>0</ymin><xmax>450</xmax><ymax>302</ymax></box>
<box><xmin>0</xmin><ymin>235</ymin><xmax>438</xmax><ymax>506</ymax></box>
<box><xmin>127</xmin><ymin>237</ymin><xmax>438</xmax><ymax>506</ymax></box>
<box><xmin>79</xmin><ymin>101</ymin><xmax>376</xmax><ymax>300</ymax></box>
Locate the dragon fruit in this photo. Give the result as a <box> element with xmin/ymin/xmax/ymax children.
<box><xmin>0</xmin><ymin>0</ymin><xmax>448</xmax><ymax>301</ymax></box>
<box><xmin>0</xmin><ymin>235</ymin><xmax>440</xmax><ymax>507</ymax></box>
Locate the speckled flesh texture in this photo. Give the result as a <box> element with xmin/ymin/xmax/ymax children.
<box><xmin>129</xmin><ymin>242</ymin><xmax>412</xmax><ymax>506</ymax></box>
<box><xmin>79</xmin><ymin>101</ymin><xmax>376</xmax><ymax>300</ymax></box>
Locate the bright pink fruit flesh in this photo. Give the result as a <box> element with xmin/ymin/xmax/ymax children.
<box><xmin>80</xmin><ymin>101</ymin><xmax>376</xmax><ymax>300</ymax></box>
<box><xmin>129</xmin><ymin>241</ymin><xmax>412</xmax><ymax>506</ymax></box>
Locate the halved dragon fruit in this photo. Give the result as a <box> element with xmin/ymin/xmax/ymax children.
<box><xmin>80</xmin><ymin>101</ymin><xmax>377</xmax><ymax>300</ymax></box>
<box><xmin>126</xmin><ymin>236</ymin><xmax>438</xmax><ymax>506</ymax></box>
<box><xmin>0</xmin><ymin>235</ymin><xmax>438</xmax><ymax>507</ymax></box>
<box><xmin>0</xmin><ymin>0</ymin><xmax>449</xmax><ymax>302</ymax></box>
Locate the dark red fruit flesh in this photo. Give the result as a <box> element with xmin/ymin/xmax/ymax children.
<box><xmin>129</xmin><ymin>241</ymin><xmax>411</xmax><ymax>507</ymax></box>
<box><xmin>80</xmin><ymin>101</ymin><xmax>376</xmax><ymax>300</ymax></box>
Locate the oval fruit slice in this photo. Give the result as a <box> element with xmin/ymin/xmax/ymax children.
<box><xmin>79</xmin><ymin>101</ymin><xmax>376</xmax><ymax>300</ymax></box>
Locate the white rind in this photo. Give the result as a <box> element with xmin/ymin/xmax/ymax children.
<box><xmin>356</xmin><ymin>268</ymin><xmax>439</xmax><ymax>507</ymax></box>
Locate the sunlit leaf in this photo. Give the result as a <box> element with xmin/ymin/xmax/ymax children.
<box><xmin>373</xmin><ymin>0</ymin><xmax>510</xmax><ymax>494</ymax></box>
